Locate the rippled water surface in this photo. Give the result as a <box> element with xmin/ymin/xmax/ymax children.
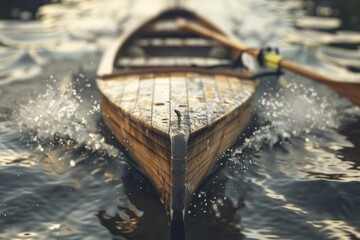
<box><xmin>1</xmin><ymin>0</ymin><xmax>360</xmax><ymax>239</ymax></box>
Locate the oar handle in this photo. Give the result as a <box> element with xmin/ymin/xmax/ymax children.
<box><xmin>176</xmin><ymin>18</ymin><xmax>258</xmax><ymax>55</ymax></box>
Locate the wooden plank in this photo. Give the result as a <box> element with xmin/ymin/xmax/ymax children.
<box><xmin>132</xmin><ymin>74</ymin><xmax>154</xmax><ymax>123</ymax></box>
<box><xmin>104</xmin><ymin>117</ymin><xmax>168</xmax><ymax>182</ymax></box>
<box><xmin>152</xmin><ymin>73</ymin><xmax>171</xmax><ymax>133</ymax></box>
<box><xmin>188</xmin><ymin>105</ymin><xmax>251</xmax><ymax>169</ymax></box>
<box><xmin>187</xmin><ymin>104</ymin><xmax>253</xmax><ymax>181</ymax></box>
<box><xmin>100</xmin><ymin>95</ymin><xmax>171</xmax><ymax>159</ymax></box>
<box><xmin>228</xmin><ymin>76</ymin><xmax>254</xmax><ymax>105</ymax></box>
<box><xmin>147</xmin><ymin>57</ymin><xmax>162</xmax><ymax>66</ymax></box>
<box><xmin>151</xmin><ymin>38</ymin><xmax>164</xmax><ymax>46</ymax></box>
<box><xmin>104</xmin><ymin>114</ymin><xmax>171</xmax><ymax>177</ymax></box>
<box><xmin>159</xmin><ymin>58</ymin><xmax>175</xmax><ymax>66</ymax></box>
<box><xmin>150</xmin><ymin>20</ymin><xmax>178</xmax><ymax>32</ymax></box>
<box><xmin>191</xmin><ymin>57</ymin><xmax>208</xmax><ymax>66</ymax></box>
<box><xmin>169</xmin><ymin>72</ymin><xmax>191</xmax><ymax>131</ymax></box>
<box><xmin>164</xmin><ymin>38</ymin><xmax>183</xmax><ymax>46</ymax></box>
<box><xmin>97</xmin><ymin>76</ymin><xmax>126</xmax><ymax>103</ymax></box>
<box><xmin>187</xmin><ymin>119</ymin><xmax>226</xmax><ymax>160</ymax></box>
<box><xmin>103</xmin><ymin>115</ymin><xmax>172</xmax><ymax>205</ymax></box>
<box><xmin>189</xmin><ymin>148</ymin><xmax>216</xmax><ymax>183</ymax></box>
<box><xmin>186</xmin><ymin>108</ymin><xmax>238</xmax><ymax>151</ymax></box>
<box><xmin>131</xmin><ymin>57</ymin><xmax>146</xmax><ymax>66</ymax></box>
<box><xmin>130</xmin><ymin>148</ymin><xmax>171</xmax><ymax>206</ymax></box>
<box><xmin>118</xmin><ymin>58</ymin><xmax>131</xmax><ymax>66</ymax></box>
<box><xmin>185</xmin><ymin>38</ymin><xmax>216</xmax><ymax>46</ymax></box>
<box><xmin>118</xmin><ymin>75</ymin><xmax>140</xmax><ymax>113</ymax></box>
<box><xmin>188</xmin><ymin>107</ymin><xmax>249</xmax><ymax>165</ymax></box>
<box><xmin>174</xmin><ymin>57</ymin><xmax>192</xmax><ymax>66</ymax></box>
<box><xmin>105</xmin><ymin>67</ymin><xmax>250</xmax><ymax>80</ymax></box>
<box><xmin>101</xmin><ymin>93</ymin><xmax>170</xmax><ymax>143</ymax></box>
<box><xmin>186</xmin><ymin>72</ymin><xmax>208</xmax><ymax>133</ymax></box>
<box><xmin>136</xmin><ymin>38</ymin><xmax>219</xmax><ymax>47</ymax></box>
<box><xmin>215</xmin><ymin>74</ymin><xmax>238</xmax><ymax>112</ymax></box>
<box><xmin>202</xmin><ymin>74</ymin><xmax>224</xmax><ymax>123</ymax></box>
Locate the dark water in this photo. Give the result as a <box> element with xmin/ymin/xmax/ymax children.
<box><xmin>1</xmin><ymin>0</ymin><xmax>360</xmax><ymax>239</ymax></box>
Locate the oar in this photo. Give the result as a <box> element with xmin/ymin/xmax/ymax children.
<box><xmin>176</xmin><ymin>18</ymin><xmax>360</xmax><ymax>107</ymax></box>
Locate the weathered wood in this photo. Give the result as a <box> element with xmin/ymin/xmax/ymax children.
<box><xmin>152</xmin><ymin>73</ymin><xmax>171</xmax><ymax>133</ymax></box>
<box><xmin>100</xmin><ymin>94</ymin><xmax>171</xmax><ymax>157</ymax></box>
<box><xmin>186</xmin><ymin>72</ymin><xmax>208</xmax><ymax>133</ymax></box>
<box><xmin>97</xmin><ymin>8</ymin><xmax>258</xmax><ymax>218</ymax></box>
<box><xmin>99</xmin><ymin>70</ymin><xmax>256</xmax><ymax>212</ymax></box>
<box><xmin>187</xmin><ymin>106</ymin><xmax>251</xmax><ymax>192</ymax></box>
<box><xmin>132</xmin><ymin>74</ymin><xmax>154</xmax><ymax>123</ymax></box>
<box><xmin>169</xmin><ymin>72</ymin><xmax>190</xmax><ymax>131</ymax></box>
<box><xmin>106</xmin><ymin>67</ymin><xmax>251</xmax><ymax>81</ymax></box>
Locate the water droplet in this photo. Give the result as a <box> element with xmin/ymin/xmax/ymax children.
<box><xmin>70</xmin><ymin>160</ymin><xmax>76</xmax><ymax>167</ymax></box>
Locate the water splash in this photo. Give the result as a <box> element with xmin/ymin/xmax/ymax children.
<box><xmin>14</xmin><ymin>77</ymin><xmax>119</xmax><ymax>157</ymax></box>
<box><xmin>259</xmin><ymin>80</ymin><xmax>338</xmax><ymax>128</ymax></box>
<box><xmin>237</xmin><ymin>77</ymin><xmax>340</xmax><ymax>153</ymax></box>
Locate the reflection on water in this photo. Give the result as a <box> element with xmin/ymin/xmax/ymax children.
<box><xmin>0</xmin><ymin>0</ymin><xmax>360</xmax><ymax>239</ymax></box>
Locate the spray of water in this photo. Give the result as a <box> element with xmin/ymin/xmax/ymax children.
<box><xmin>14</xmin><ymin>76</ymin><xmax>119</xmax><ymax>158</ymax></box>
<box><xmin>233</xmin><ymin>77</ymin><xmax>340</xmax><ymax>156</ymax></box>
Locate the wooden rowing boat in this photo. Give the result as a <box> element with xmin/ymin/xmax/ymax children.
<box><xmin>96</xmin><ymin>8</ymin><xmax>257</xmax><ymax>221</ymax></box>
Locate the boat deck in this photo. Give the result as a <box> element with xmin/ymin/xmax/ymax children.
<box><xmin>98</xmin><ymin>71</ymin><xmax>255</xmax><ymax>208</ymax></box>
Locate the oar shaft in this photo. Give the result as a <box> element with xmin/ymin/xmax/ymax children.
<box><xmin>176</xmin><ymin>18</ymin><xmax>258</xmax><ymax>55</ymax></box>
<box><xmin>176</xmin><ymin>17</ymin><xmax>360</xmax><ymax>107</ymax></box>
<box><xmin>280</xmin><ymin>60</ymin><xmax>336</xmax><ymax>83</ymax></box>
<box><xmin>178</xmin><ymin>17</ymin><xmax>335</xmax><ymax>82</ymax></box>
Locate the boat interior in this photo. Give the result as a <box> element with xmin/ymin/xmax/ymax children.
<box><xmin>112</xmin><ymin>9</ymin><xmax>243</xmax><ymax>73</ymax></box>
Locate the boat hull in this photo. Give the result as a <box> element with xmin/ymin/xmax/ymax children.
<box><xmin>98</xmin><ymin>71</ymin><xmax>255</xmax><ymax>214</ymax></box>
<box><xmin>96</xmin><ymin>8</ymin><xmax>257</xmax><ymax>220</ymax></box>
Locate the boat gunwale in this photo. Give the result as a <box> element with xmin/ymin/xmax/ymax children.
<box><xmin>98</xmin><ymin>67</ymin><xmax>253</xmax><ymax>80</ymax></box>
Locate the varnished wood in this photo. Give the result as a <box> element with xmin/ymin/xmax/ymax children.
<box><xmin>99</xmin><ymin>71</ymin><xmax>255</xmax><ymax>214</ymax></box>
<box><xmin>98</xmin><ymin>72</ymin><xmax>255</xmax><ymax>135</ymax></box>
<box><xmin>97</xmin><ymin>8</ymin><xmax>258</xmax><ymax>219</ymax></box>
<box><xmin>281</xmin><ymin>60</ymin><xmax>360</xmax><ymax>106</ymax></box>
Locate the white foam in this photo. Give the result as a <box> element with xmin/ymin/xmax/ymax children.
<box><xmin>15</xmin><ymin>80</ymin><xmax>120</xmax><ymax>157</ymax></box>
